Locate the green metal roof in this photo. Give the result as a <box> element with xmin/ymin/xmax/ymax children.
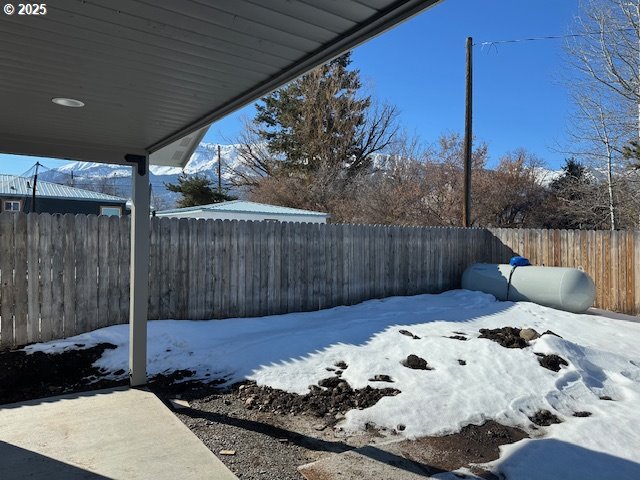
<box><xmin>0</xmin><ymin>174</ymin><xmax>126</xmax><ymax>203</ymax></box>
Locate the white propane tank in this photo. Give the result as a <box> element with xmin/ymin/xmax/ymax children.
<box><xmin>461</xmin><ymin>263</ymin><xmax>596</xmax><ymax>313</ymax></box>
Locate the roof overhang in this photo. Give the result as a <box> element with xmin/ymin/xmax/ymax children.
<box><xmin>0</xmin><ymin>0</ymin><xmax>442</xmax><ymax>168</ymax></box>
<box><xmin>149</xmin><ymin>127</ymin><xmax>208</xmax><ymax>168</ymax></box>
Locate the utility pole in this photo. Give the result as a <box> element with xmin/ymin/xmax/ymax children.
<box><xmin>217</xmin><ymin>144</ymin><xmax>222</xmax><ymax>194</ymax></box>
<box><xmin>462</xmin><ymin>36</ymin><xmax>473</xmax><ymax>228</ymax></box>
<box><xmin>31</xmin><ymin>162</ymin><xmax>40</xmax><ymax>213</ymax></box>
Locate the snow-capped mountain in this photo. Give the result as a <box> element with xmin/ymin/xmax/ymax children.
<box><xmin>39</xmin><ymin>143</ymin><xmax>248</xmax><ymax>209</ymax></box>
<box><xmin>46</xmin><ymin>143</ymin><xmax>246</xmax><ymax>179</ymax></box>
<box><xmin>533</xmin><ymin>167</ymin><xmax>563</xmax><ymax>186</ymax></box>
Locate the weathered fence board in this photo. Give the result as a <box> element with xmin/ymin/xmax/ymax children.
<box><xmin>0</xmin><ymin>212</ymin><xmax>638</xmax><ymax>349</ymax></box>
<box><xmin>0</xmin><ymin>214</ymin><xmax>15</xmax><ymax>348</ymax></box>
<box><xmin>13</xmin><ymin>213</ymin><xmax>28</xmax><ymax>346</ymax></box>
<box><xmin>50</xmin><ymin>215</ymin><xmax>65</xmax><ymax>339</ymax></box>
<box><xmin>38</xmin><ymin>213</ymin><xmax>52</xmax><ymax>342</ymax></box>
<box><xmin>26</xmin><ymin>213</ymin><xmax>39</xmax><ymax>343</ymax></box>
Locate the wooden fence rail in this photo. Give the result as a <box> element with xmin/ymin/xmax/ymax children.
<box><xmin>0</xmin><ymin>212</ymin><xmax>637</xmax><ymax>348</ymax></box>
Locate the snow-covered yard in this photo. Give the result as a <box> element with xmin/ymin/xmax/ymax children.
<box><xmin>26</xmin><ymin>290</ymin><xmax>640</xmax><ymax>479</ymax></box>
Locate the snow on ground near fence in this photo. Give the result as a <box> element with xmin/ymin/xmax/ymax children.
<box><xmin>26</xmin><ymin>290</ymin><xmax>640</xmax><ymax>479</ymax></box>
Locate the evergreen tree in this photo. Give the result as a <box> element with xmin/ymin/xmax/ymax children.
<box><xmin>550</xmin><ymin>158</ymin><xmax>590</xmax><ymax>196</ymax></box>
<box><xmin>165</xmin><ymin>174</ymin><xmax>236</xmax><ymax>208</ymax></box>
<box><xmin>253</xmin><ymin>52</ymin><xmax>396</xmax><ymax>178</ymax></box>
<box><xmin>545</xmin><ymin>158</ymin><xmax>599</xmax><ymax>229</ymax></box>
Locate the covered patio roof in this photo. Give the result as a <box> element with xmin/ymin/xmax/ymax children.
<box><xmin>1</xmin><ymin>0</ymin><xmax>443</xmax><ymax>386</ymax></box>
<box><xmin>1</xmin><ymin>0</ymin><xmax>441</xmax><ymax>167</ymax></box>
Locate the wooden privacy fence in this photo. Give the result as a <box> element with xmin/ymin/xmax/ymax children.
<box><xmin>0</xmin><ymin>213</ymin><xmax>131</xmax><ymax>349</ymax></box>
<box><xmin>0</xmin><ymin>212</ymin><xmax>638</xmax><ymax>348</ymax></box>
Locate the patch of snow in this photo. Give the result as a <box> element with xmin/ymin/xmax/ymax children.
<box><xmin>24</xmin><ymin>290</ymin><xmax>640</xmax><ymax>479</ymax></box>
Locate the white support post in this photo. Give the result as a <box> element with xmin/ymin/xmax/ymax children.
<box><xmin>127</xmin><ymin>154</ymin><xmax>150</xmax><ymax>387</ymax></box>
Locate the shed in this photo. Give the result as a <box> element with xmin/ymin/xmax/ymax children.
<box><xmin>0</xmin><ymin>174</ymin><xmax>128</xmax><ymax>216</ymax></box>
<box><xmin>156</xmin><ymin>200</ymin><xmax>328</xmax><ymax>224</ymax></box>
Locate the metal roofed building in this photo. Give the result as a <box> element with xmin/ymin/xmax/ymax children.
<box><xmin>0</xmin><ymin>174</ymin><xmax>128</xmax><ymax>216</ymax></box>
<box><xmin>156</xmin><ymin>200</ymin><xmax>328</xmax><ymax>224</ymax></box>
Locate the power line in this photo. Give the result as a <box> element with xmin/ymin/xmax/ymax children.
<box><xmin>475</xmin><ymin>28</ymin><xmax>636</xmax><ymax>50</ymax></box>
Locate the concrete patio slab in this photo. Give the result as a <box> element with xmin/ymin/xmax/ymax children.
<box><xmin>0</xmin><ymin>387</ymin><xmax>238</xmax><ymax>480</ymax></box>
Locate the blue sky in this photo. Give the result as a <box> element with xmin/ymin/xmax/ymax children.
<box><xmin>209</xmin><ymin>0</ymin><xmax>580</xmax><ymax>169</ymax></box>
<box><xmin>2</xmin><ymin>0</ymin><xmax>579</xmax><ymax>174</ymax></box>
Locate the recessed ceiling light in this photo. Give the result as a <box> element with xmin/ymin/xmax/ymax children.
<box><xmin>51</xmin><ymin>97</ymin><xmax>85</xmax><ymax>108</ymax></box>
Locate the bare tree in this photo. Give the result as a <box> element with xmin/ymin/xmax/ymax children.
<box><xmin>468</xmin><ymin>150</ymin><xmax>541</xmax><ymax>227</ymax></box>
<box><xmin>564</xmin><ymin>91</ymin><xmax>627</xmax><ymax>229</ymax></box>
<box><xmin>228</xmin><ymin>120</ymin><xmax>278</xmax><ymax>189</ymax></box>
<box><xmin>564</xmin><ymin>0</ymin><xmax>640</xmax><ymax>228</ymax></box>
<box><xmin>567</xmin><ymin>0</ymin><xmax>639</xmax><ymax>134</ymax></box>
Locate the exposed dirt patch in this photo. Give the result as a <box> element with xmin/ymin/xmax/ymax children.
<box><xmin>401</xmin><ymin>354</ymin><xmax>432</xmax><ymax>370</ymax></box>
<box><xmin>479</xmin><ymin>327</ymin><xmax>529</xmax><ymax>349</ymax></box>
<box><xmin>235</xmin><ymin>380</ymin><xmax>400</xmax><ymax>419</ymax></box>
<box><xmin>399</xmin><ymin>329</ymin><xmax>420</xmax><ymax>339</ymax></box>
<box><xmin>529</xmin><ymin>409</ymin><xmax>562</xmax><ymax>426</ymax></box>
<box><xmin>395</xmin><ymin>420</ymin><xmax>529</xmax><ymax>478</ymax></box>
<box><xmin>0</xmin><ymin>343</ymin><xmax>127</xmax><ymax>405</ymax></box>
<box><xmin>448</xmin><ymin>335</ymin><xmax>468</xmax><ymax>341</ymax></box>
<box><xmin>573</xmin><ymin>411</ymin><xmax>592</xmax><ymax>417</ymax></box>
<box><xmin>536</xmin><ymin>353</ymin><xmax>569</xmax><ymax>372</ymax></box>
<box><xmin>0</xmin><ymin>345</ymin><xmax>227</xmax><ymax>406</ymax></box>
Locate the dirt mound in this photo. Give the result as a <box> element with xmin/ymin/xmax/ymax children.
<box><xmin>479</xmin><ymin>327</ymin><xmax>528</xmax><ymax>349</ymax></box>
<box><xmin>529</xmin><ymin>409</ymin><xmax>562</xmax><ymax>426</ymax></box>
<box><xmin>573</xmin><ymin>411</ymin><xmax>592</xmax><ymax>417</ymax></box>
<box><xmin>448</xmin><ymin>335</ymin><xmax>468</xmax><ymax>341</ymax></box>
<box><xmin>402</xmin><ymin>354</ymin><xmax>432</xmax><ymax>370</ymax></box>
<box><xmin>0</xmin><ymin>345</ymin><xmax>228</xmax><ymax>405</ymax></box>
<box><xmin>536</xmin><ymin>353</ymin><xmax>569</xmax><ymax>372</ymax></box>
<box><xmin>0</xmin><ymin>343</ymin><xmax>126</xmax><ymax>405</ymax></box>
<box><xmin>399</xmin><ymin>329</ymin><xmax>420</xmax><ymax>339</ymax></box>
<box><xmin>235</xmin><ymin>380</ymin><xmax>400</xmax><ymax>418</ymax></box>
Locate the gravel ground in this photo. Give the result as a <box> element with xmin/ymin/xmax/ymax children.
<box><xmin>158</xmin><ymin>383</ymin><xmax>387</xmax><ymax>480</ymax></box>
<box><xmin>155</xmin><ymin>380</ymin><xmax>535</xmax><ymax>480</ymax></box>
